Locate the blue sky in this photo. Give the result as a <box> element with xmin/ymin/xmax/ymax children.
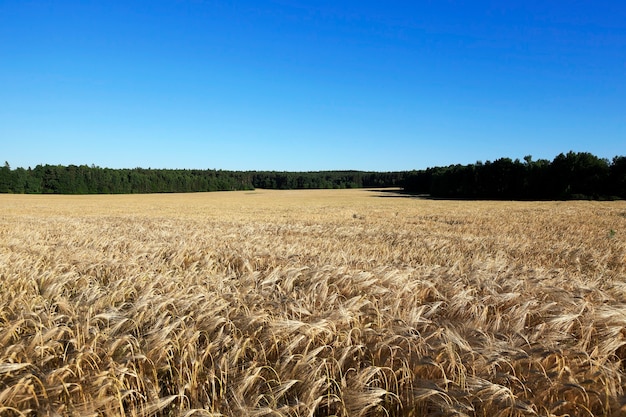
<box><xmin>1</xmin><ymin>1</ymin><xmax>624</xmax><ymax>171</ymax></box>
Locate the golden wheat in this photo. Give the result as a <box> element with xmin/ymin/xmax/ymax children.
<box><xmin>1</xmin><ymin>189</ymin><xmax>625</xmax><ymax>416</ymax></box>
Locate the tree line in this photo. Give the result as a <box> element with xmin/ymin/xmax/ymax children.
<box><xmin>0</xmin><ymin>151</ymin><xmax>624</xmax><ymax>199</ymax></box>
<box><xmin>0</xmin><ymin>163</ymin><xmax>404</xmax><ymax>194</ymax></box>
<box><xmin>403</xmin><ymin>152</ymin><xmax>626</xmax><ymax>200</ymax></box>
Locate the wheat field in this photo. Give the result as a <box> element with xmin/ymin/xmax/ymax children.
<box><xmin>1</xmin><ymin>189</ymin><xmax>626</xmax><ymax>416</ymax></box>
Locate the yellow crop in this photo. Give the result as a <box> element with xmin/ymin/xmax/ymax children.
<box><xmin>1</xmin><ymin>189</ymin><xmax>625</xmax><ymax>416</ymax></box>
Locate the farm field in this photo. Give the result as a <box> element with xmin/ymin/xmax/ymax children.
<box><xmin>1</xmin><ymin>189</ymin><xmax>626</xmax><ymax>416</ymax></box>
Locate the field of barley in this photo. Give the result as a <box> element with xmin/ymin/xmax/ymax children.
<box><xmin>1</xmin><ymin>188</ymin><xmax>626</xmax><ymax>416</ymax></box>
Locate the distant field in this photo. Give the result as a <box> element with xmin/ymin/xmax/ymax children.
<box><xmin>1</xmin><ymin>189</ymin><xmax>625</xmax><ymax>416</ymax></box>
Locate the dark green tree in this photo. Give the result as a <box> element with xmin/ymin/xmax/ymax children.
<box><xmin>0</xmin><ymin>162</ymin><xmax>11</xmax><ymax>193</ymax></box>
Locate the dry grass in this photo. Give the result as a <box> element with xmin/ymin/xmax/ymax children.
<box><xmin>1</xmin><ymin>189</ymin><xmax>626</xmax><ymax>416</ymax></box>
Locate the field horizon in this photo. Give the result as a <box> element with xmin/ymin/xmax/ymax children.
<box><xmin>1</xmin><ymin>189</ymin><xmax>626</xmax><ymax>416</ymax></box>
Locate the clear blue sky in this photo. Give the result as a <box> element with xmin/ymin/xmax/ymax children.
<box><xmin>1</xmin><ymin>1</ymin><xmax>624</xmax><ymax>171</ymax></box>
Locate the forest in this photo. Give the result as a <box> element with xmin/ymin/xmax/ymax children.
<box><xmin>0</xmin><ymin>163</ymin><xmax>404</xmax><ymax>194</ymax></box>
<box><xmin>0</xmin><ymin>151</ymin><xmax>624</xmax><ymax>199</ymax></box>
<box><xmin>403</xmin><ymin>152</ymin><xmax>626</xmax><ymax>200</ymax></box>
